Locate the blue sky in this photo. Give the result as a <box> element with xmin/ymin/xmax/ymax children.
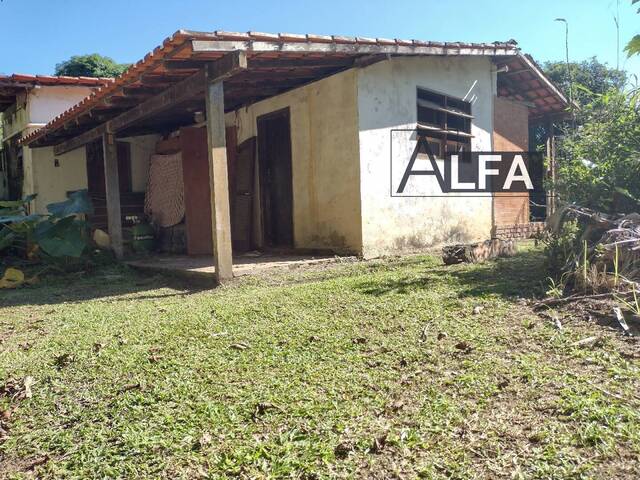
<box><xmin>2</xmin><ymin>0</ymin><xmax>639</xmax><ymax>81</ymax></box>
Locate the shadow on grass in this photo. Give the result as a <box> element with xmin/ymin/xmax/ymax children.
<box><xmin>0</xmin><ymin>266</ymin><xmax>211</xmax><ymax>308</ymax></box>
<box><xmin>355</xmin><ymin>248</ymin><xmax>548</xmax><ymax>300</ymax></box>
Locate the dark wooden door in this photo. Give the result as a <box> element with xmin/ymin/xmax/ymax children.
<box><xmin>180</xmin><ymin>127</ymin><xmax>213</xmax><ymax>255</ymax></box>
<box><xmin>232</xmin><ymin>137</ymin><xmax>256</xmax><ymax>252</ymax></box>
<box><xmin>86</xmin><ymin>139</ymin><xmax>132</xmax><ymax>195</ymax></box>
<box><xmin>257</xmin><ymin>109</ymin><xmax>293</xmax><ymax>248</ymax></box>
<box><xmin>179</xmin><ymin>126</ymin><xmax>238</xmax><ymax>256</ymax></box>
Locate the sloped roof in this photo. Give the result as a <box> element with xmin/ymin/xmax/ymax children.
<box><xmin>0</xmin><ymin>74</ymin><xmax>112</xmax><ymax>112</ymax></box>
<box><xmin>21</xmin><ymin>30</ymin><xmax>568</xmax><ymax>148</ymax></box>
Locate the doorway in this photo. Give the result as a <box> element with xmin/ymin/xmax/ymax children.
<box><xmin>257</xmin><ymin>108</ymin><xmax>294</xmax><ymax>248</ymax></box>
<box><xmin>86</xmin><ymin>139</ymin><xmax>132</xmax><ymax>195</ymax></box>
<box><xmin>85</xmin><ymin>139</ymin><xmax>132</xmax><ymax>231</ymax></box>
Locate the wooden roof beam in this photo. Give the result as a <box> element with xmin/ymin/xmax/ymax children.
<box><xmin>191</xmin><ymin>40</ymin><xmax>519</xmax><ymax>56</ymax></box>
<box><xmin>52</xmin><ymin>51</ymin><xmax>247</xmax><ymax>155</ymax></box>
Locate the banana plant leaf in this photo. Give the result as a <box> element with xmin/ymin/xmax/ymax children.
<box><xmin>0</xmin><ymin>228</ymin><xmax>17</xmax><ymax>251</ymax></box>
<box><xmin>46</xmin><ymin>190</ymin><xmax>93</xmax><ymax>218</ymax></box>
<box><xmin>34</xmin><ymin>216</ymin><xmax>89</xmax><ymax>258</ymax></box>
<box><xmin>0</xmin><ymin>194</ymin><xmax>37</xmax><ymax>209</ymax></box>
<box><xmin>0</xmin><ymin>214</ymin><xmax>42</xmax><ymax>225</ymax></box>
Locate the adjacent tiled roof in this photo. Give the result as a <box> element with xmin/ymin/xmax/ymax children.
<box><xmin>20</xmin><ymin>30</ymin><xmax>567</xmax><ymax>148</ymax></box>
<box><xmin>0</xmin><ymin>74</ymin><xmax>113</xmax><ymax>87</ymax></box>
<box><xmin>0</xmin><ymin>74</ymin><xmax>112</xmax><ymax>113</ymax></box>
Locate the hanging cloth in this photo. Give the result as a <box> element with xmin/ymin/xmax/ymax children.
<box><xmin>144</xmin><ymin>153</ymin><xmax>185</xmax><ymax>227</ymax></box>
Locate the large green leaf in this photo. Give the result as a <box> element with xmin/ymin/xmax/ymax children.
<box><xmin>35</xmin><ymin>216</ymin><xmax>88</xmax><ymax>258</ymax></box>
<box><xmin>46</xmin><ymin>190</ymin><xmax>93</xmax><ymax>218</ymax></box>
<box><xmin>0</xmin><ymin>194</ymin><xmax>37</xmax><ymax>209</ymax></box>
<box><xmin>0</xmin><ymin>228</ymin><xmax>16</xmax><ymax>251</ymax></box>
<box><xmin>0</xmin><ymin>213</ymin><xmax>42</xmax><ymax>225</ymax></box>
<box><xmin>625</xmin><ymin>35</ymin><xmax>640</xmax><ymax>57</ymax></box>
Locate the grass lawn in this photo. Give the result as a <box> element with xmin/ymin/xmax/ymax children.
<box><xmin>1</xmin><ymin>245</ymin><xmax>640</xmax><ymax>479</ymax></box>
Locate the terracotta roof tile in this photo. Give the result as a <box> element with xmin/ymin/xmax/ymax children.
<box><xmin>21</xmin><ymin>29</ymin><xmax>549</xmax><ymax>146</ymax></box>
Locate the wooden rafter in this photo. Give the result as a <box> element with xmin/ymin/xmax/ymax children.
<box><xmin>53</xmin><ymin>51</ymin><xmax>247</xmax><ymax>155</ymax></box>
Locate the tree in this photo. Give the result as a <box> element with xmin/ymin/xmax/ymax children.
<box><xmin>543</xmin><ymin>57</ymin><xmax>627</xmax><ymax>106</ymax></box>
<box><xmin>55</xmin><ymin>54</ymin><xmax>130</xmax><ymax>78</ymax></box>
<box><xmin>555</xmin><ymin>89</ymin><xmax>640</xmax><ymax>212</ymax></box>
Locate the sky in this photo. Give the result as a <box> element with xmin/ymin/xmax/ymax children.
<box><xmin>1</xmin><ymin>0</ymin><xmax>639</xmax><ymax>81</ymax></box>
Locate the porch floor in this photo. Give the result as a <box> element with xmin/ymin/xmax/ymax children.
<box><xmin>125</xmin><ymin>252</ymin><xmax>343</xmax><ymax>281</ymax></box>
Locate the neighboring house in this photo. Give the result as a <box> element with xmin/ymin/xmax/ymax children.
<box><xmin>0</xmin><ymin>74</ymin><xmax>112</xmax><ymax>211</ymax></box>
<box><xmin>22</xmin><ymin>30</ymin><xmax>569</xmax><ymax>282</ymax></box>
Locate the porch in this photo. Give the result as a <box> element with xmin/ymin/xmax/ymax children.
<box><xmin>22</xmin><ymin>31</ymin><xmax>568</xmax><ymax>282</ymax></box>
<box><xmin>125</xmin><ymin>251</ymin><xmax>344</xmax><ymax>282</ymax></box>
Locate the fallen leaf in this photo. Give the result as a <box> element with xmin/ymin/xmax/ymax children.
<box><xmin>230</xmin><ymin>342</ymin><xmax>249</xmax><ymax>350</ymax></box>
<box><xmin>53</xmin><ymin>353</ymin><xmax>74</xmax><ymax>369</ymax></box>
<box><xmin>497</xmin><ymin>379</ymin><xmax>510</xmax><ymax>389</ymax></box>
<box><xmin>437</xmin><ymin>332</ymin><xmax>448</xmax><ymax>340</ymax></box>
<box><xmin>198</xmin><ymin>432</ymin><xmax>213</xmax><ymax>448</ymax></box>
<box><xmin>553</xmin><ymin>315</ymin><xmax>563</xmax><ymax>330</ymax></box>
<box><xmin>0</xmin><ymin>268</ymin><xmax>25</xmax><ymax>289</ymax></box>
<box><xmin>253</xmin><ymin>402</ymin><xmax>278</xmax><ymax>419</ymax></box>
<box><xmin>370</xmin><ymin>433</ymin><xmax>388</xmax><ymax>454</ymax></box>
<box><xmin>118</xmin><ymin>382</ymin><xmax>141</xmax><ymax>394</ymax></box>
<box><xmin>352</xmin><ymin>337</ymin><xmax>368</xmax><ymax>345</ymax></box>
<box><xmin>455</xmin><ymin>341</ymin><xmax>474</xmax><ymax>353</ymax></box>
<box><xmin>472</xmin><ymin>305</ymin><xmax>484</xmax><ymax>315</ymax></box>
<box><xmin>334</xmin><ymin>442</ymin><xmax>353</xmax><ymax>459</ymax></box>
<box><xmin>23</xmin><ymin>376</ymin><xmax>35</xmax><ymax>399</ymax></box>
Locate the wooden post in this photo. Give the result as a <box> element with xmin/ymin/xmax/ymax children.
<box><xmin>545</xmin><ymin>117</ymin><xmax>556</xmax><ymax>218</ymax></box>
<box><xmin>204</xmin><ymin>74</ymin><xmax>233</xmax><ymax>282</ymax></box>
<box><xmin>102</xmin><ymin>132</ymin><xmax>124</xmax><ymax>259</ymax></box>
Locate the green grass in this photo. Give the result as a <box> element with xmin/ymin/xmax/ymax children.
<box><xmin>1</xmin><ymin>246</ymin><xmax>640</xmax><ymax>479</ymax></box>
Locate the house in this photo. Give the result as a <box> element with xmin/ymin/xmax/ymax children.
<box><xmin>0</xmin><ymin>74</ymin><xmax>112</xmax><ymax>211</ymax></box>
<box><xmin>21</xmin><ymin>30</ymin><xmax>569</xmax><ymax>282</ymax></box>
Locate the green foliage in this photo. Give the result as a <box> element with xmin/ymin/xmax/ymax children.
<box><xmin>555</xmin><ymin>89</ymin><xmax>640</xmax><ymax>211</ymax></box>
<box><xmin>0</xmin><ymin>190</ymin><xmax>94</xmax><ymax>260</ymax></box>
<box><xmin>542</xmin><ymin>57</ymin><xmax>627</xmax><ymax>106</ymax></box>
<box><xmin>625</xmin><ymin>0</ymin><xmax>640</xmax><ymax>56</ymax></box>
<box><xmin>627</xmin><ymin>35</ymin><xmax>640</xmax><ymax>57</ymax></box>
<box><xmin>54</xmin><ymin>54</ymin><xmax>130</xmax><ymax>78</ymax></box>
<box><xmin>541</xmin><ymin>220</ymin><xmax>581</xmax><ymax>276</ymax></box>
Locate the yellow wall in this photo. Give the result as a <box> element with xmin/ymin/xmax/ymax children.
<box><xmin>28</xmin><ymin>145</ymin><xmax>88</xmax><ymax>213</ymax></box>
<box><xmin>230</xmin><ymin>69</ymin><xmax>363</xmax><ymax>254</ymax></box>
<box><xmin>26</xmin><ymin>134</ymin><xmax>157</xmax><ymax>214</ymax></box>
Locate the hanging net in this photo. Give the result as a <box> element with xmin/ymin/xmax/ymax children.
<box><xmin>145</xmin><ymin>153</ymin><xmax>185</xmax><ymax>227</ymax></box>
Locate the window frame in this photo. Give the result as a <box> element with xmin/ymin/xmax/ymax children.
<box><xmin>416</xmin><ymin>87</ymin><xmax>473</xmax><ymax>159</ymax></box>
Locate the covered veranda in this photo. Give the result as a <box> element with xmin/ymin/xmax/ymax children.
<box><xmin>22</xmin><ymin>30</ymin><xmax>561</xmax><ymax>283</ymax></box>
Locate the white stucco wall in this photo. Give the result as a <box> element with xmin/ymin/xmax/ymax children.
<box><xmin>229</xmin><ymin>69</ymin><xmax>362</xmax><ymax>254</ymax></box>
<box><xmin>357</xmin><ymin>56</ymin><xmax>495</xmax><ymax>257</ymax></box>
<box><xmin>27</xmin><ymin>86</ymin><xmax>94</xmax><ymax>126</ymax></box>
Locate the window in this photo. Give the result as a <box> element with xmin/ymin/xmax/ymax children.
<box><xmin>417</xmin><ymin>87</ymin><xmax>473</xmax><ymax>158</ymax></box>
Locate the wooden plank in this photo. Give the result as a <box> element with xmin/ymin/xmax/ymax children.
<box><xmin>192</xmin><ymin>40</ymin><xmax>518</xmax><ymax>56</ymax></box>
<box><xmin>53</xmin><ymin>51</ymin><xmax>248</xmax><ymax>155</ymax></box>
<box><xmin>102</xmin><ymin>133</ymin><xmax>124</xmax><ymax>259</ymax></box>
<box><xmin>54</xmin><ymin>124</ymin><xmax>108</xmax><ymax>156</ymax></box>
<box><xmin>109</xmin><ymin>69</ymin><xmax>206</xmax><ymax>132</ymax></box>
<box><xmin>204</xmin><ymin>77</ymin><xmax>233</xmax><ymax>282</ymax></box>
<box><xmin>180</xmin><ymin>127</ymin><xmax>214</xmax><ymax>255</ymax></box>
